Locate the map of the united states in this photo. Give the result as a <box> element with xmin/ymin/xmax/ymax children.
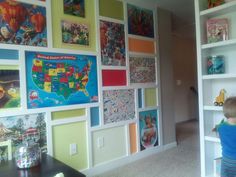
<box><xmin>32</xmin><ymin>59</ymin><xmax>91</xmax><ymax>99</ymax></box>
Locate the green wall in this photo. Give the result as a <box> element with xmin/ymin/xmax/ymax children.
<box><xmin>53</xmin><ymin>121</ymin><xmax>88</xmax><ymax>170</ymax></box>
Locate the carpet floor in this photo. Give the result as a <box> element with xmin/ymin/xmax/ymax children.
<box><xmin>93</xmin><ymin>120</ymin><xmax>200</xmax><ymax>177</ymax></box>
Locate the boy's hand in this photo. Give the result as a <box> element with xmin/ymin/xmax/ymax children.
<box><xmin>212</xmin><ymin>127</ymin><xmax>217</xmax><ymax>132</ymax></box>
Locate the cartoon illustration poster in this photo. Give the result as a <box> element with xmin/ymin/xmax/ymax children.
<box><xmin>25</xmin><ymin>51</ymin><xmax>98</xmax><ymax>109</ymax></box>
<box><xmin>139</xmin><ymin>110</ymin><xmax>158</xmax><ymax>150</ymax></box>
<box><xmin>0</xmin><ymin>0</ymin><xmax>47</xmax><ymax>46</ymax></box>
<box><xmin>103</xmin><ymin>89</ymin><xmax>135</xmax><ymax>124</ymax></box>
<box><xmin>129</xmin><ymin>57</ymin><xmax>156</xmax><ymax>84</ymax></box>
<box><xmin>127</xmin><ymin>3</ymin><xmax>154</xmax><ymax>38</ymax></box>
<box><xmin>100</xmin><ymin>20</ymin><xmax>126</xmax><ymax>66</ymax></box>
<box><xmin>0</xmin><ymin>113</ymin><xmax>47</xmax><ymax>161</ymax></box>
<box><xmin>61</xmin><ymin>20</ymin><xmax>89</xmax><ymax>46</ymax></box>
<box><xmin>64</xmin><ymin>0</ymin><xmax>85</xmax><ymax>17</ymax></box>
<box><xmin>0</xmin><ymin>69</ymin><xmax>20</xmax><ymax>109</ymax></box>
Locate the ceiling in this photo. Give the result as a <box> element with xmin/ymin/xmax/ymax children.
<box><xmin>154</xmin><ymin>0</ymin><xmax>196</xmax><ymax>38</ymax></box>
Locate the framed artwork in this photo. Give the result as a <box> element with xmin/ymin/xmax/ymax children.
<box><xmin>139</xmin><ymin>109</ymin><xmax>158</xmax><ymax>150</ymax></box>
<box><xmin>0</xmin><ymin>0</ymin><xmax>47</xmax><ymax>46</ymax></box>
<box><xmin>127</xmin><ymin>3</ymin><xmax>154</xmax><ymax>38</ymax></box>
<box><xmin>0</xmin><ymin>69</ymin><xmax>20</xmax><ymax>109</ymax></box>
<box><xmin>64</xmin><ymin>0</ymin><xmax>85</xmax><ymax>17</ymax></box>
<box><xmin>25</xmin><ymin>51</ymin><xmax>98</xmax><ymax>109</ymax></box>
<box><xmin>0</xmin><ymin>113</ymin><xmax>47</xmax><ymax>155</ymax></box>
<box><xmin>103</xmin><ymin>89</ymin><xmax>135</xmax><ymax>124</ymax></box>
<box><xmin>100</xmin><ymin>20</ymin><xmax>126</xmax><ymax>66</ymax></box>
<box><xmin>61</xmin><ymin>20</ymin><xmax>89</xmax><ymax>46</ymax></box>
<box><xmin>129</xmin><ymin>56</ymin><xmax>156</xmax><ymax>84</ymax></box>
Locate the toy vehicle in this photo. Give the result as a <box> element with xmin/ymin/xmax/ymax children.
<box><xmin>214</xmin><ymin>89</ymin><xmax>226</xmax><ymax>106</ymax></box>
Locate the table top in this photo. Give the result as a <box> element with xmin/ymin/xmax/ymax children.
<box><xmin>0</xmin><ymin>154</ymin><xmax>86</xmax><ymax>177</ymax></box>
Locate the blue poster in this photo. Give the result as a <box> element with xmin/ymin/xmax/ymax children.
<box><xmin>139</xmin><ymin>109</ymin><xmax>158</xmax><ymax>150</ymax></box>
<box><xmin>25</xmin><ymin>51</ymin><xmax>98</xmax><ymax>109</ymax></box>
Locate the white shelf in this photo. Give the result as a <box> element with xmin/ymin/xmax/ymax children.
<box><xmin>205</xmin><ymin>130</ymin><xmax>220</xmax><ymax>143</ymax></box>
<box><xmin>203</xmin><ymin>106</ymin><xmax>222</xmax><ymax>111</ymax></box>
<box><xmin>200</xmin><ymin>1</ymin><xmax>236</xmax><ymax>17</ymax></box>
<box><xmin>195</xmin><ymin>0</ymin><xmax>236</xmax><ymax>176</ymax></box>
<box><xmin>201</xmin><ymin>38</ymin><xmax>236</xmax><ymax>49</ymax></box>
<box><xmin>202</xmin><ymin>73</ymin><xmax>236</xmax><ymax>80</ymax></box>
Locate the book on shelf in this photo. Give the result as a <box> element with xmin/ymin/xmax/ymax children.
<box><xmin>206</xmin><ymin>18</ymin><xmax>229</xmax><ymax>43</ymax></box>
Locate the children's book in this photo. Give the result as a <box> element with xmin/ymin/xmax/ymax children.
<box><xmin>206</xmin><ymin>18</ymin><xmax>229</xmax><ymax>43</ymax></box>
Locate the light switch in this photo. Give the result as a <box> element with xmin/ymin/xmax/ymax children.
<box><xmin>70</xmin><ymin>143</ymin><xmax>77</xmax><ymax>155</ymax></box>
<box><xmin>97</xmin><ymin>137</ymin><xmax>104</xmax><ymax>148</ymax></box>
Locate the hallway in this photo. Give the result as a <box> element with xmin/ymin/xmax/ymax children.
<box><xmin>93</xmin><ymin>120</ymin><xmax>200</xmax><ymax>177</ymax></box>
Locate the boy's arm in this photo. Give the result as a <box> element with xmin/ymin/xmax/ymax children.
<box><xmin>212</xmin><ymin>119</ymin><xmax>224</xmax><ymax>132</ymax></box>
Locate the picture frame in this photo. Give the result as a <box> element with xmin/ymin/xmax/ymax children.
<box><xmin>25</xmin><ymin>51</ymin><xmax>98</xmax><ymax>109</ymax></box>
<box><xmin>0</xmin><ymin>0</ymin><xmax>47</xmax><ymax>46</ymax></box>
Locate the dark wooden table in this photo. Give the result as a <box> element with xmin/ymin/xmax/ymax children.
<box><xmin>0</xmin><ymin>154</ymin><xmax>86</xmax><ymax>177</ymax></box>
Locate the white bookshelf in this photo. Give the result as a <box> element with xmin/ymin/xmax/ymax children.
<box><xmin>195</xmin><ymin>0</ymin><xmax>236</xmax><ymax>176</ymax></box>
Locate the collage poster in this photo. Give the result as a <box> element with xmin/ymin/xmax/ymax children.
<box><xmin>127</xmin><ymin>3</ymin><xmax>154</xmax><ymax>38</ymax></box>
<box><xmin>0</xmin><ymin>113</ymin><xmax>47</xmax><ymax>162</ymax></box>
<box><xmin>0</xmin><ymin>0</ymin><xmax>47</xmax><ymax>46</ymax></box>
<box><xmin>61</xmin><ymin>20</ymin><xmax>89</xmax><ymax>46</ymax></box>
<box><xmin>103</xmin><ymin>89</ymin><xmax>135</xmax><ymax>124</ymax></box>
<box><xmin>0</xmin><ymin>69</ymin><xmax>20</xmax><ymax>109</ymax></box>
<box><xmin>64</xmin><ymin>0</ymin><xmax>85</xmax><ymax>18</ymax></box>
<box><xmin>129</xmin><ymin>57</ymin><xmax>156</xmax><ymax>84</ymax></box>
<box><xmin>25</xmin><ymin>51</ymin><xmax>98</xmax><ymax>109</ymax></box>
<box><xmin>139</xmin><ymin>109</ymin><xmax>158</xmax><ymax>150</ymax></box>
<box><xmin>100</xmin><ymin>20</ymin><xmax>126</xmax><ymax>66</ymax></box>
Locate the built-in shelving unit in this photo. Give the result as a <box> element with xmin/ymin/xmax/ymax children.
<box><xmin>195</xmin><ymin>0</ymin><xmax>236</xmax><ymax>176</ymax></box>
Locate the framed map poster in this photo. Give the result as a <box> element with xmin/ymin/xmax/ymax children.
<box><xmin>25</xmin><ymin>51</ymin><xmax>98</xmax><ymax>109</ymax></box>
<box><xmin>103</xmin><ymin>89</ymin><xmax>135</xmax><ymax>124</ymax></box>
<box><xmin>129</xmin><ymin>56</ymin><xmax>156</xmax><ymax>84</ymax></box>
<box><xmin>0</xmin><ymin>0</ymin><xmax>47</xmax><ymax>46</ymax></box>
<box><xmin>139</xmin><ymin>109</ymin><xmax>158</xmax><ymax>150</ymax></box>
<box><xmin>127</xmin><ymin>3</ymin><xmax>154</xmax><ymax>38</ymax></box>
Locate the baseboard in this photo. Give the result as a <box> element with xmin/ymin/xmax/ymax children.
<box><xmin>82</xmin><ymin>142</ymin><xmax>177</xmax><ymax>177</ymax></box>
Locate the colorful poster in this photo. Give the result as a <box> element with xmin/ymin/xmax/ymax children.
<box><xmin>25</xmin><ymin>51</ymin><xmax>98</xmax><ymax>109</ymax></box>
<box><xmin>100</xmin><ymin>20</ymin><xmax>126</xmax><ymax>66</ymax></box>
<box><xmin>61</xmin><ymin>20</ymin><xmax>89</xmax><ymax>46</ymax></box>
<box><xmin>64</xmin><ymin>0</ymin><xmax>85</xmax><ymax>17</ymax></box>
<box><xmin>127</xmin><ymin>3</ymin><xmax>154</xmax><ymax>38</ymax></box>
<box><xmin>139</xmin><ymin>110</ymin><xmax>158</xmax><ymax>150</ymax></box>
<box><xmin>0</xmin><ymin>69</ymin><xmax>20</xmax><ymax>109</ymax></box>
<box><xmin>129</xmin><ymin>57</ymin><xmax>156</xmax><ymax>84</ymax></box>
<box><xmin>103</xmin><ymin>89</ymin><xmax>135</xmax><ymax>124</ymax></box>
<box><xmin>0</xmin><ymin>0</ymin><xmax>47</xmax><ymax>46</ymax></box>
<box><xmin>0</xmin><ymin>113</ymin><xmax>47</xmax><ymax>161</ymax></box>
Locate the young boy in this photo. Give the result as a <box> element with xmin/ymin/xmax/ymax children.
<box><xmin>215</xmin><ymin>97</ymin><xmax>236</xmax><ymax>177</ymax></box>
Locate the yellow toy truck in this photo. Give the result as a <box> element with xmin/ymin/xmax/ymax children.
<box><xmin>214</xmin><ymin>89</ymin><xmax>226</xmax><ymax>106</ymax></box>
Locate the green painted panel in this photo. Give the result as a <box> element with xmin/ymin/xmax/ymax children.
<box><xmin>99</xmin><ymin>0</ymin><xmax>124</xmax><ymax>20</ymax></box>
<box><xmin>52</xmin><ymin>121</ymin><xmax>88</xmax><ymax>170</ymax></box>
<box><xmin>51</xmin><ymin>0</ymin><xmax>96</xmax><ymax>51</ymax></box>
<box><xmin>52</xmin><ymin>109</ymin><xmax>85</xmax><ymax>120</ymax></box>
<box><xmin>0</xmin><ymin>65</ymin><xmax>18</xmax><ymax>69</ymax></box>
<box><xmin>92</xmin><ymin>126</ymin><xmax>126</xmax><ymax>165</ymax></box>
<box><xmin>145</xmin><ymin>88</ymin><xmax>157</xmax><ymax>107</ymax></box>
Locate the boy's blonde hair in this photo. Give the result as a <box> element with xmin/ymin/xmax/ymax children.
<box><xmin>223</xmin><ymin>96</ymin><xmax>236</xmax><ymax>118</ymax></box>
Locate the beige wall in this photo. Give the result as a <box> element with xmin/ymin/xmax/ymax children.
<box><xmin>172</xmin><ymin>35</ymin><xmax>198</xmax><ymax>123</ymax></box>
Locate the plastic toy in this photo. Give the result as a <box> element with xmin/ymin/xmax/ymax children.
<box><xmin>214</xmin><ymin>89</ymin><xmax>226</xmax><ymax>106</ymax></box>
<box><xmin>208</xmin><ymin>0</ymin><xmax>225</xmax><ymax>8</ymax></box>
